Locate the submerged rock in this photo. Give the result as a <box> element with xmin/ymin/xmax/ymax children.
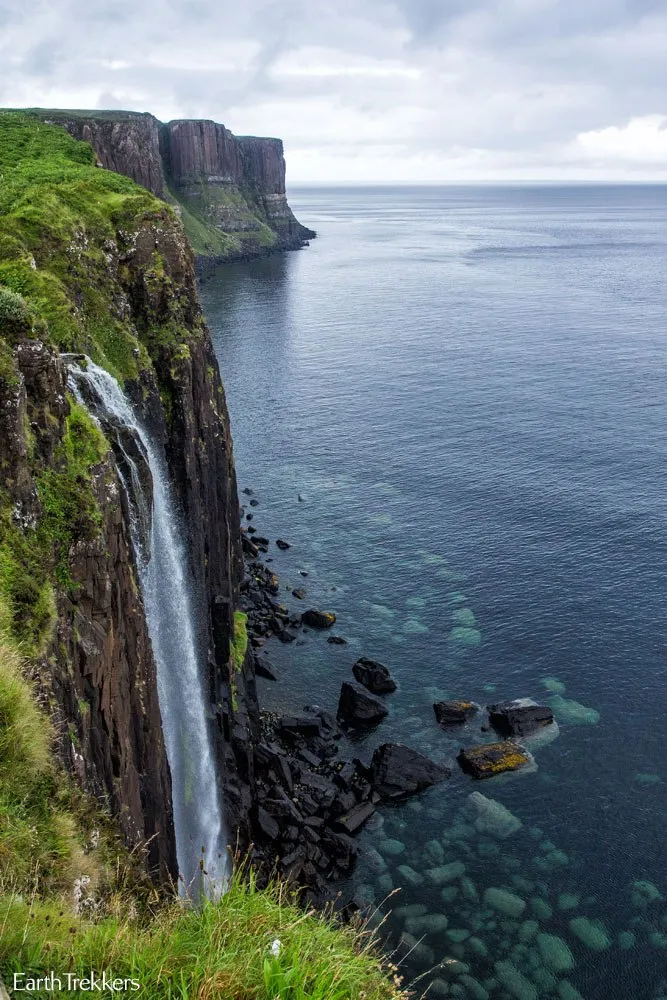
<box><xmin>631</xmin><ymin>879</ymin><xmax>663</xmax><ymax>908</ymax></box>
<box><xmin>548</xmin><ymin>694</ymin><xmax>600</xmax><ymax>725</ymax></box>
<box><xmin>494</xmin><ymin>960</ymin><xmax>538</xmax><ymax>1000</ymax></box>
<box><xmin>426</xmin><ymin>861</ymin><xmax>466</xmax><ymax>886</ymax></box>
<box><xmin>396</xmin><ymin>864</ymin><xmax>425</xmax><ymax>887</ymax></box>
<box><xmin>458</xmin><ymin>741</ymin><xmax>532</xmax><ymax>779</ymax></box>
<box><xmin>569</xmin><ymin>916</ymin><xmax>612</xmax><ymax>951</ymax></box>
<box><xmin>557</xmin><ymin>981</ymin><xmax>585</xmax><ymax>1000</ymax></box>
<box><xmin>488</xmin><ymin>699</ymin><xmax>554</xmax><ymax>738</ymax></box>
<box><xmin>484</xmin><ymin>887</ymin><xmax>526</xmax><ymax>919</ymax></box>
<box><xmin>302</xmin><ymin>608</ymin><xmax>337</xmax><ymax>628</ymax></box>
<box><xmin>434</xmin><ymin>699</ymin><xmax>479</xmax><ymax>726</ymax></box>
<box><xmin>536</xmin><ymin>933</ymin><xmax>574</xmax><ymax>971</ymax></box>
<box><xmin>352</xmin><ymin>657</ymin><xmax>397</xmax><ymax>694</ymax></box>
<box><xmin>467</xmin><ymin>791</ymin><xmax>523</xmax><ymax>838</ymax></box>
<box><xmin>337</xmin><ymin>682</ymin><xmax>388</xmax><ymax>725</ymax></box>
<box><xmin>449</xmin><ymin>626</ymin><xmax>482</xmax><ymax>646</ymax></box>
<box><xmin>370</xmin><ymin>742</ymin><xmax>451</xmax><ymax>799</ymax></box>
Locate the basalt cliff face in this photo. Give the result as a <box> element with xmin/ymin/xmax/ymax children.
<box><xmin>0</xmin><ymin>113</ymin><xmax>259</xmax><ymax>885</ymax></box>
<box><xmin>36</xmin><ymin>109</ymin><xmax>315</xmax><ymax>269</ymax></box>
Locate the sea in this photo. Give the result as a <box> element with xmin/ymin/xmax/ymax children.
<box><xmin>200</xmin><ymin>185</ymin><xmax>667</xmax><ymax>1000</ymax></box>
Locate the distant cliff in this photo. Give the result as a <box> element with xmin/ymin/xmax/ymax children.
<box><xmin>32</xmin><ymin>109</ymin><xmax>315</xmax><ymax>270</ymax></box>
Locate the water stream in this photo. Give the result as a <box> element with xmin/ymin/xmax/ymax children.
<box><xmin>68</xmin><ymin>358</ymin><xmax>229</xmax><ymax>897</ymax></box>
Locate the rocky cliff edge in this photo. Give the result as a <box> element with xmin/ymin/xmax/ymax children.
<box><xmin>29</xmin><ymin>109</ymin><xmax>316</xmax><ymax>270</ymax></box>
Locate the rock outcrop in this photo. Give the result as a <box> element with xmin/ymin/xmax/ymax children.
<box><xmin>35</xmin><ymin>109</ymin><xmax>315</xmax><ymax>268</ymax></box>
<box><xmin>0</xmin><ymin>339</ymin><xmax>176</xmax><ymax>883</ymax></box>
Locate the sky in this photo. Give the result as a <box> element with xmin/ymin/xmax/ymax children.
<box><xmin>2</xmin><ymin>0</ymin><xmax>667</xmax><ymax>183</ymax></box>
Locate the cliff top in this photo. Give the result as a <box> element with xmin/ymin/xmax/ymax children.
<box><xmin>15</xmin><ymin>107</ymin><xmax>282</xmax><ymax>141</ymax></box>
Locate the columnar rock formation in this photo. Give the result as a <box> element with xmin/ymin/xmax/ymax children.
<box><xmin>38</xmin><ymin>109</ymin><xmax>315</xmax><ymax>265</ymax></box>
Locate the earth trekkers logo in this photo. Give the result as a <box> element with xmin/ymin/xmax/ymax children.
<box><xmin>11</xmin><ymin>972</ymin><xmax>140</xmax><ymax>993</ymax></box>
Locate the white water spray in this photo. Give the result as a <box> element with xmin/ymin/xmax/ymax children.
<box><xmin>68</xmin><ymin>358</ymin><xmax>229</xmax><ymax>897</ymax></box>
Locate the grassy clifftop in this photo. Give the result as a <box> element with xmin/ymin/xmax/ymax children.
<box><xmin>0</xmin><ymin>114</ymin><xmax>406</xmax><ymax>998</ymax></box>
<box><xmin>0</xmin><ymin>111</ymin><xmax>203</xmax><ymax>382</ymax></box>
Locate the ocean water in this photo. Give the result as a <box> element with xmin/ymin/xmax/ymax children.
<box><xmin>201</xmin><ymin>186</ymin><xmax>667</xmax><ymax>1000</ymax></box>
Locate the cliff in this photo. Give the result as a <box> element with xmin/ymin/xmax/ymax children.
<box><xmin>0</xmin><ymin>111</ymin><xmax>257</xmax><ymax>882</ymax></box>
<box><xmin>32</xmin><ymin>109</ymin><xmax>315</xmax><ymax>269</ymax></box>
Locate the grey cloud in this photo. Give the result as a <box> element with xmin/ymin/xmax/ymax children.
<box><xmin>1</xmin><ymin>0</ymin><xmax>666</xmax><ymax>179</ymax></box>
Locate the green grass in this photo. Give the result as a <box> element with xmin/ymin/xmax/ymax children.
<box><xmin>0</xmin><ymin>863</ymin><xmax>406</xmax><ymax>999</ymax></box>
<box><xmin>165</xmin><ymin>182</ymin><xmax>278</xmax><ymax>259</ymax></box>
<box><xmin>0</xmin><ymin>627</ymin><xmax>105</xmax><ymax>897</ymax></box>
<box><xmin>230</xmin><ymin>610</ymin><xmax>248</xmax><ymax>672</ymax></box>
<box><xmin>0</xmin><ymin>112</ymin><xmax>181</xmax><ymax>381</ymax></box>
<box><xmin>0</xmin><ymin>398</ymin><xmax>108</xmax><ymax>653</ymax></box>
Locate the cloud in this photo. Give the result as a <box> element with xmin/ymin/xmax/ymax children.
<box><xmin>0</xmin><ymin>0</ymin><xmax>666</xmax><ymax>180</ymax></box>
<box><xmin>572</xmin><ymin>115</ymin><xmax>667</xmax><ymax>166</ymax></box>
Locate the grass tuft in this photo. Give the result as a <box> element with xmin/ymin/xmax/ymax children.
<box><xmin>0</xmin><ymin>861</ymin><xmax>407</xmax><ymax>999</ymax></box>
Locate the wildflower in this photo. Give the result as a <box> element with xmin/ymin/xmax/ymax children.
<box><xmin>270</xmin><ymin>939</ymin><xmax>282</xmax><ymax>957</ymax></box>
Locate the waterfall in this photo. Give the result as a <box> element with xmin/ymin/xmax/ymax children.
<box><xmin>67</xmin><ymin>358</ymin><xmax>230</xmax><ymax>898</ymax></box>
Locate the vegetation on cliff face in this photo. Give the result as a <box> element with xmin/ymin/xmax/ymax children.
<box><xmin>0</xmin><ymin>111</ymin><xmax>203</xmax><ymax>383</ymax></box>
<box><xmin>167</xmin><ymin>181</ymin><xmax>278</xmax><ymax>261</ymax></box>
<box><xmin>0</xmin><ymin>115</ymin><xmax>406</xmax><ymax>997</ymax></box>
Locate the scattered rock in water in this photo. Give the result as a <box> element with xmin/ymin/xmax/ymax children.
<box><xmin>242</xmin><ymin>487</ymin><xmax>254</xmax><ymax>495</ymax></box>
<box><xmin>458</xmin><ymin>741</ymin><xmax>532</xmax><ymax>779</ymax></box>
<box><xmin>617</xmin><ymin>930</ymin><xmax>635</xmax><ymax>950</ymax></box>
<box><xmin>568</xmin><ymin>916</ymin><xmax>612</xmax><ymax>951</ymax></box>
<box><xmin>396</xmin><ymin>864</ymin><xmax>425</xmax><ymax>887</ymax></box>
<box><xmin>408</xmin><ymin>913</ymin><xmax>450</xmax><ymax>935</ymax></box>
<box><xmin>370</xmin><ymin>742</ymin><xmax>451</xmax><ymax>799</ymax></box>
<box><xmin>377</xmin><ymin>873</ymin><xmax>393</xmax><ymax>894</ymax></box>
<box><xmin>449</xmin><ymin>626</ymin><xmax>482</xmax><ymax>646</ymax></box>
<box><xmin>452</xmin><ymin>607</ymin><xmax>476</xmax><ymax>626</ymax></box>
<box><xmin>393</xmin><ymin>903</ymin><xmax>427</xmax><ymax>919</ymax></box>
<box><xmin>467</xmin><ymin>791</ymin><xmax>523</xmax><ymax>838</ymax></box>
<box><xmin>530</xmin><ymin>897</ymin><xmax>553</xmax><ymax>921</ymax></box>
<box><xmin>292</xmin><ymin>588</ymin><xmax>306</xmax><ymax>599</ymax></box>
<box><xmin>633</xmin><ymin>772</ymin><xmax>662</xmax><ymax>786</ymax></box>
<box><xmin>459</xmin><ymin>975</ymin><xmax>489</xmax><ymax>1000</ymax></box>
<box><xmin>488</xmin><ymin>700</ymin><xmax>554</xmax><ymax>738</ymax></box>
<box><xmin>494</xmin><ymin>959</ymin><xmax>538</xmax><ymax>1000</ymax></box>
<box><xmin>424</xmin><ymin>839</ymin><xmax>445</xmax><ymax>865</ymax></box>
<box><xmin>519</xmin><ymin>920</ymin><xmax>539</xmax><ymax>942</ymax></box>
<box><xmin>303</xmin><ymin>608</ymin><xmax>336</xmax><ymax>628</ymax></box>
<box><xmin>536</xmin><ymin>932</ymin><xmax>574</xmax><ymax>972</ymax></box>
<box><xmin>557</xmin><ymin>980</ymin><xmax>586</xmax><ymax>1000</ymax></box>
<box><xmin>426</xmin><ymin>861</ymin><xmax>466</xmax><ymax>886</ymax></box>
<box><xmin>484</xmin><ymin>887</ymin><xmax>527</xmax><ymax>919</ymax></box>
<box><xmin>541</xmin><ymin>676</ymin><xmax>566</xmax><ymax>695</ymax></box>
<box><xmin>377</xmin><ymin>838</ymin><xmax>405</xmax><ymax>857</ymax></box>
<box><xmin>631</xmin><ymin>880</ymin><xmax>663</xmax><ymax>908</ymax></box>
<box><xmin>337</xmin><ymin>682</ymin><xmax>388</xmax><ymax>725</ymax></box>
<box><xmin>249</xmin><ymin>498</ymin><xmax>259</xmax><ymax>507</ymax></box>
<box><xmin>548</xmin><ymin>694</ymin><xmax>600</xmax><ymax>726</ymax></box>
<box><xmin>276</xmin><ymin>538</ymin><xmax>290</xmax><ymax>550</ymax></box>
<box><xmin>352</xmin><ymin>657</ymin><xmax>397</xmax><ymax>694</ymax></box>
<box><xmin>327</xmin><ymin>635</ymin><xmax>347</xmax><ymax>645</ymax></box>
<box><xmin>434</xmin><ymin>699</ymin><xmax>479</xmax><ymax>726</ymax></box>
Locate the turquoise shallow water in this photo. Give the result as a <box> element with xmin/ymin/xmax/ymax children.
<box><xmin>201</xmin><ymin>186</ymin><xmax>667</xmax><ymax>1000</ymax></box>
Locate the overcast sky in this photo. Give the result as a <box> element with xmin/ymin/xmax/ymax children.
<box><xmin>2</xmin><ymin>0</ymin><xmax>667</xmax><ymax>182</ymax></box>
